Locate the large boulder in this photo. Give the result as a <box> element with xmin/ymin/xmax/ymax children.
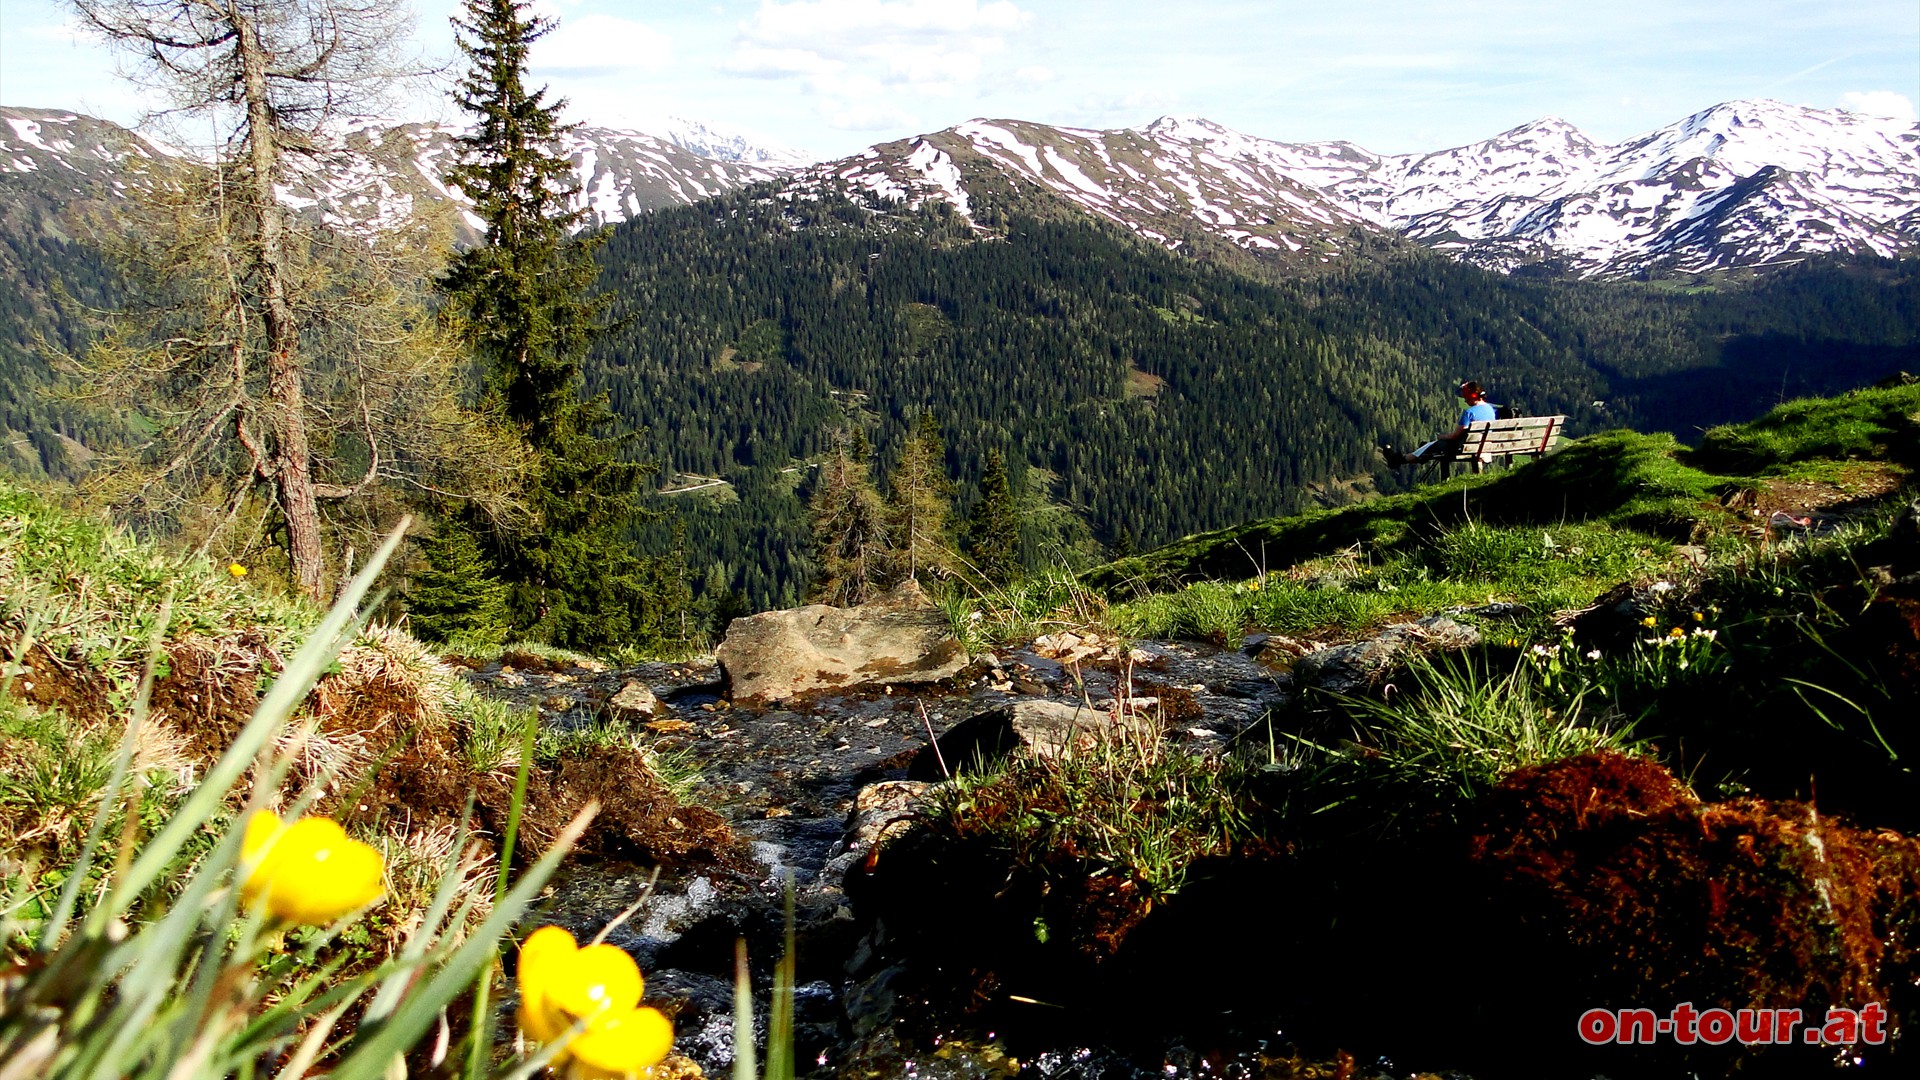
<box><xmin>716</xmin><ymin>582</ymin><xmax>969</xmax><ymax>704</ymax></box>
<box><xmin>909</xmin><ymin>699</ymin><xmax>1158</xmax><ymax>780</ymax></box>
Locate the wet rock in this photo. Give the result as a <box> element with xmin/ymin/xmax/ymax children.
<box><xmin>1292</xmin><ymin>615</ymin><xmax>1480</xmax><ymax>695</ymax></box>
<box><xmin>821</xmin><ymin>780</ymin><xmax>938</xmax><ymax>890</ymax></box>
<box><xmin>909</xmin><ymin>700</ymin><xmax>1156</xmax><ymax>780</ymax></box>
<box><xmin>608</xmin><ymin>678</ymin><xmax>662</xmax><ymax>719</ymax></box>
<box><xmin>717</xmin><ymin>581</ymin><xmax>969</xmax><ymax>703</ymax></box>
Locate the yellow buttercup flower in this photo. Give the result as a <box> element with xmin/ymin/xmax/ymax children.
<box><xmin>517</xmin><ymin>925</ymin><xmax>581</xmax><ymax>1043</ymax></box>
<box><xmin>516</xmin><ymin>926</ymin><xmax>672</xmax><ymax>1075</ymax></box>
<box><xmin>228</xmin><ymin>563</ymin><xmax>248</xmax><ymax>578</ymax></box>
<box><xmin>1668</xmin><ymin>626</ymin><xmax>1686</xmax><ymax>639</ymax></box>
<box><xmin>569</xmin><ymin>1006</ymin><xmax>675</xmax><ymax>1078</ymax></box>
<box><xmin>240</xmin><ymin>811</ymin><xmax>385</xmax><ymax>925</ymax></box>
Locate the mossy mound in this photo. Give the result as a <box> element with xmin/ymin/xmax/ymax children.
<box><xmin>0</xmin><ymin>480</ymin><xmax>733</xmax><ymax>874</ymax></box>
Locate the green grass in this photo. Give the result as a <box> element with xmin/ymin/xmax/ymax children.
<box><xmin>0</xmin><ymin>526</ymin><xmax>593</xmax><ymax>1080</ymax></box>
<box><xmin>935</xmin><ymin>727</ymin><xmax>1254</xmax><ymax>899</ymax></box>
<box><xmin>1111</xmin><ymin>521</ymin><xmax>1675</xmax><ymax>646</ymax></box>
<box><xmin>1316</xmin><ymin>652</ymin><xmax>1647</xmax><ymax>805</ymax></box>
<box><xmin>1087</xmin><ymin>429</ymin><xmax>1737</xmax><ymax>593</ymax></box>
<box><xmin>1687</xmin><ymin>381</ymin><xmax>1920</xmax><ymax>476</ymax></box>
<box><xmin>0</xmin><ymin>482</ymin><xmax>315</xmax><ymax>700</ymax></box>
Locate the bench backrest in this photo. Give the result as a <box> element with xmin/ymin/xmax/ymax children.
<box><xmin>1459</xmin><ymin>415</ymin><xmax>1566</xmax><ymax>457</ymax></box>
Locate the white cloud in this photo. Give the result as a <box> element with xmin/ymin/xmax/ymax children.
<box><xmin>741</xmin><ymin>0</ymin><xmax>1028</xmax><ymax>49</ymax></box>
<box><xmin>1837</xmin><ymin>90</ymin><xmax>1917</xmax><ymax>122</ymax></box>
<box><xmin>830</xmin><ymin>101</ymin><xmax>919</xmax><ymax>130</ymax></box>
<box><xmin>1015</xmin><ymin>65</ymin><xmax>1055</xmax><ymax>86</ymax></box>
<box><xmin>530</xmin><ymin>13</ymin><xmax>671</xmax><ymax>77</ymax></box>
<box><xmin>725</xmin><ymin>46</ymin><xmax>845</xmax><ymax>78</ymax></box>
<box><xmin>727</xmin><ymin>0</ymin><xmax>1031</xmax><ymax>129</ymax></box>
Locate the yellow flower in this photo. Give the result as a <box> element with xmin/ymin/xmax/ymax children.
<box><xmin>1246</xmin><ymin>579</ymin><xmax>1262</xmax><ymax>592</ymax></box>
<box><xmin>1668</xmin><ymin>626</ymin><xmax>1685</xmax><ymax>638</ymax></box>
<box><xmin>568</xmin><ymin>1006</ymin><xmax>675</xmax><ymax>1078</ymax></box>
<box><xmin>228</xmin><ymin>563</ymin><xmax>248</xmax><ymax>578</ymax></box>
<box><xmin>1640</xmin><ymin>615</ymin><xmax>1656</xmax><ymax>628</ymax></box>
<box><xmin>240</xmin><ymin>811</ymin><xmax>385</xmax><ymax>925</ymax></box>
<box><xmin>517</xmin><ymin>926</ymin><xmax>581</xmax><ymax>1043</ymax></box>
<box><xmin>1693</xmin><ymin>611</ymin><xmax>1705</xmax><ymax>622</ymax></box>
<box><xmin>517</xmin><ymin>926</ymin><xmax>670</xmax><ymax>1074</ymax></box>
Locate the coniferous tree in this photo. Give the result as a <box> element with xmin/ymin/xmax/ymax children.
<box><xmin>808</xmin><ymin>430</ymin><xmax>892</xmax><ymax>606</ymax></box>
<box><xmin>441</xmin><ymin>0</ymin><xmax>679</xmax><ymax>652</ymax></box>
<box><xmin>965</xmin><ymin>448</ymin><xmax>1021</xmax><ymax>586</ymax></box>
<box><xmin>407</xmin><ymin>520</ymin><xmax>510</xmax><ymax>645</ymax></box>
<box><xmin>887</xmin><ymin>411</ymin><xmax>953</xmax><ymax>585</ymax></box>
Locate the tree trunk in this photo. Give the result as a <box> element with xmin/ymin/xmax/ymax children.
<box><xmin>235</xmin><ymin>8</ymin><xmax>326</xmax><ymax>600</ymax></box>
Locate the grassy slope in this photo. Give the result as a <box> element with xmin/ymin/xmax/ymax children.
<box><xmin>1089</xmin><ymin>381</ymin><xmax>1920</xmax><ymax>600</ymax></box>
<box><xmin>0</xmin><ymin>483</ymin><xmax>730</xmax><ymax>893</ymax></box>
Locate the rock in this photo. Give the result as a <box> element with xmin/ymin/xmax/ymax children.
<box><xmin>1292</xmin><ymin>616</ymin><xmax>1480</xmax><ymax>695</ymax></box>
<box><xmin>908</xmin><ymin>699</ymin><xmax>1158</xmax><ymax>780</ymax></box>
<box><xmin>716</xmin><ymin>581</ymin><xmax>969</xmax><ymax>704</ymax></box>
<box><xmin>820</xmin><ymin>780</ymin><xmax>936</xmax><ymax>889</ymax></box>
<box><xmin>1251</xmin><ymin>635</ymin><xmax>1311</xmax><ymax>671</ymax></box>
<box><xmin>608</xmin><ymin>678</ymin><xmax>661</xmax><ymax>719</ymax></box>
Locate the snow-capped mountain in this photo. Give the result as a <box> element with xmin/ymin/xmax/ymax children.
<box><xmin>782</xmin><ymin>117</ymin><xmax>1384</xmax><ymax>266</ymax></box>
<box><xmin>775</xmin><ymin>100</ymin><xmax>1919</xmax><ymax>278</ymax></box>
<box><xmin>1140</xmin><ymin>101</ymin><xmax>1919</xmax><ymax>276</ymax></box>
<box><xmin>275</xmin><ymin>118</ymin><xmax>799</xmax><ymax>239</ymax></box>
<box><xmin>0</xmin><ymin>106</ymin><xmax>803</xmax><ymax>242</ymax></box>
<box><xmin>6</xmin><ymin>100</ymin><xmax>1916</xmax><ymax>278</ymax></box>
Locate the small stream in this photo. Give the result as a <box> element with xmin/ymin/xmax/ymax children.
<box><xmin>465</xmin><ymin>641</ymin><xmax>1354</xmax><ymax>1079</ymax></box>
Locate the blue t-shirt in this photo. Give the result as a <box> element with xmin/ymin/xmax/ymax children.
<box><xmin>1459</xmin><ymin>401</ymin><xmax>1498</xmax><ymax>426</ymax></box>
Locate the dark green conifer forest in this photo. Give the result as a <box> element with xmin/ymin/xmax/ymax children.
<box><xmin>591</xmin><ymin>188</ymin><xmax>1918</xmax><ymax>610</ymax></box>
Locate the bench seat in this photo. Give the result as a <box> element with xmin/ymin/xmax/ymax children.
<box><xmin>1425</xmin><ymin>415</ymin><xmax>1567</xmax><ymax>474</ymax></box>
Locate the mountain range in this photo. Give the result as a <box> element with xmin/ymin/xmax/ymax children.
<box><xmin>5</xmin><ymin>98</ymin><xmax>1915</xmax><ymax>278</ymax></box>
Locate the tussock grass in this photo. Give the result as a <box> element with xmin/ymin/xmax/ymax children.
<box><xmin>935</xmin><ymin>564</ymin><xmax>1109</xmax><ymax>654</ymax></box>
<box><xmin>935</xmin><ymin>724</ymin><xmax>1253</xmax><ymax>899</ymax></box>
<box><xmin>1316</xmin><ymin>652</ymin><xmax>1645</xmax><ymax>805</ymax></box>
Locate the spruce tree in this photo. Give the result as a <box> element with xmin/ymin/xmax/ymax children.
<box><xmin>441</xmin><ymin>0</ymin><xmax>680</xmax><ymax>652</ymax></box>
<box><xmin>887</xmin><ymin>411</ymin><xmax>954</xmax><ymax>585</ymax></box>
<box><xmin>408</xmin><ymin>520</ymin><xmax>510</xmax><ymax>645</ymax></box>
<box><xmin>965</xmin><ymin>448</ymin><xmax>1021</xmax><ymax>586</ymax></box>
<box><xmin>808</xmin><ymin>430</ymin><xmax>892</xmax><ymax>606</ymax></box>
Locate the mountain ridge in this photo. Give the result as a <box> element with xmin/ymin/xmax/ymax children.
<box><xmin>5</xmin><ymin>98</ymin><xmax>1915</xmax><ymax>278</ymax></box>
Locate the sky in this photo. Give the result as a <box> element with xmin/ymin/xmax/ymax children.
<box><xmin>2</xmin><ymin>0</ymin><xmax>1916</xmax><ymax>161</ymax></box>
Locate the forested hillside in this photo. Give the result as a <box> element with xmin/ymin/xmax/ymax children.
<box><xmin>590</xmin><ymin>187</ymin><xmax>1920</xmax><ymax>609</ymax></box>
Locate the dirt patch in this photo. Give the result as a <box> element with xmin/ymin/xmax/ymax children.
<box><xmin>1723</xmin><ymin>464</ymin><xmax>1905</xmax><ymax>523</ymax></box>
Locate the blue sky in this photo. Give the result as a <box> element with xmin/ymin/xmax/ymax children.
<box><xmin>3</xmin><ymin>0</ymin><xmax>1915</xmax><ymax>159</ymax></box>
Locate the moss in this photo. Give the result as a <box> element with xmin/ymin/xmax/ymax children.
<box><xmin>1472</xmin><ymin>752</ymin><xmax>1920</xmax><ymax>1054</ymax></box>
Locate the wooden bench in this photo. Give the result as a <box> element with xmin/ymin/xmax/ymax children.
<box><xmin>1421</xmin><ymin>415</ymin><xmax>1567</xmax><ymax>475</ymax></box>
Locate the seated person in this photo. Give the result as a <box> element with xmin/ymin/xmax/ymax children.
<box><xmin>1381</xmin><ymin>381</ymin><xmax>1498</xmax><ymax>467</ymax></box>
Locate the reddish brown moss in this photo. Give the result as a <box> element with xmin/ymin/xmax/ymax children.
<box><xmin>1472</xmin><ymin>752</ymin><xmax>1920</xmax><ymax>1029</ymax></box>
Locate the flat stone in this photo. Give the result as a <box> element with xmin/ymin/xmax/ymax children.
<box><xmin>717</xmin><ymin>581</ymin><xmax>969</xmax><ymax>703</ymax></box>
<box><xmin>608</xmin><ymin>678</ymin><xmax>661</xmax><ymax>719</ymax></box>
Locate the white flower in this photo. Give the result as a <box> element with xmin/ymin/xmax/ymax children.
<box><xmin>1585</xmin><ymin>649</ymin><xmax>1603</xmax><ymax>660</ymax></box>
<box><xmin>1651</xmin><ymin>581</ymin><xmax>1674</xmax><ymax>593</ymax></box>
